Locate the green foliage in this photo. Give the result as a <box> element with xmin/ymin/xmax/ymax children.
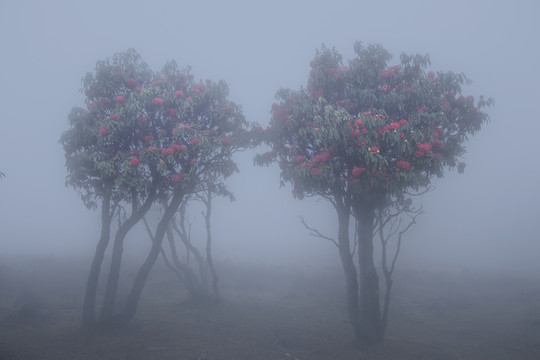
<box><xmin>60</xmin><ymin>49</ymin><xmax>251</xmax><ymax>210</ymax></box>
<box><xmin>256</xmin><ymin>41</ymin><xmax>492</xmax><ymax>206</ymax></box>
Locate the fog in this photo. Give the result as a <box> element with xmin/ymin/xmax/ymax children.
<box><xmin>1</xmin><ymin>0</ymin><xmax>539</xmax><ymax>277</ymax></box>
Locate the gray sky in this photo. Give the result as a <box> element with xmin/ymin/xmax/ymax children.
<box><xmin>1</xmin><ymin>0</ymin><xmax>539</xmax><ymax>274</ymax></box>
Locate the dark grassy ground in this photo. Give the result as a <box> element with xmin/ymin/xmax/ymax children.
<box><xmin>0</xmin><ymin>256</ymin><xmax>539</xmax><ymax>359</ymax></box>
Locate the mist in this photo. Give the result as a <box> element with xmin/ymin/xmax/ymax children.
<box><xmin>1</xmin><ymin>0</ymin><xmax>538</xmax><ymax>273</ymax></box>
<box><xmin>1</xmin><ymin>1</ymin><xmax>539</xmax><ymax>358</ymax></box>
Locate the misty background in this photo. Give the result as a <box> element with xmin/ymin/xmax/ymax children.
<box><xmin>0</xmin><ymin>0</ymin><xmax>539</xmax><ymax>275</ymax></box>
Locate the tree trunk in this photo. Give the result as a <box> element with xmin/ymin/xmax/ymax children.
<box><xmin>166</xmin><ymin>225</ymin><xmax>204</xmax><ymax>300</ymax></box>
<box><xmin>335</xmin><ymin>200</ymin><xmax>361</xmax><ymax>340</ymax></box>
<box><xmin>121</xmin><ymin>191</ymin><xmax>184</xmax><ymax>323</ymax></box>
<box><xmin>100</xmin><ymin>194</ymin><xmax>156</xmax><ymax>321</ymax></box>
<box><xmin>203</xmin><ymin>194</ymin><xmax>220</xmax><ymax>300</ymax></box>
<box><xmin>356</xmin><ymin>205</ymin><xmax>383</xmax><ymax>343</ymax></box>
<box><xmin>82</xmin><ymin>188</ymin><xmax>112</xmax><ymax>326</ymax></box>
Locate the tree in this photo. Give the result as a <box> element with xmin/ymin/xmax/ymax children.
<box><xmin>61</xmin><ymin>49</ymin><xmax>251</xmax><ymax>326</ymax></box>
<box><xmin>60</xmin><ymin>49</ymin><xmax>155</xmax><ymax>326</ymax></box>
<box><xmin>256</xmin><ymin>42</ymin><xmax>492</xmax><ymax>344</ymax></box>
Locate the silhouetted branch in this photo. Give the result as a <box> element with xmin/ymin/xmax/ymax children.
<box><xmin>298</xmin><ymin>216</ymin><xmax>339</xmax><ymax>248</ymax></box>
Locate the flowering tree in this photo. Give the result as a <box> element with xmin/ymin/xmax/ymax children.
<box><xmin>256</xmin><ymin>42</ymin><xmax>492</xmax><ymax>343</ymax></box>
<box><xmin>61</xmin><ymin>49</ymin><xmax>155</xmax><ymax>326</ymax></box>
<box><xmin>122</xmin><ymin>61</ymin><xmax>251</xmax><ymax>322</ymax></box>
<box><xmin>61</xmin><ymin>49</ymin><xmax>250</xmax><ymax>326</ymax></box>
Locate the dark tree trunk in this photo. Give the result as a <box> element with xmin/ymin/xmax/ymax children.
<box><xmin>82</xmin><ymin>188</ymin><xmax>112</xmax><ymax>327</ymax></box>
<box><xmin>355</xmin><ymin>205</ymin><xmax>383</xmax><ymax>343</ymax></box>
<box><xmin>166</xmin><ymin>225</ymin><xmax>204</xmax><ymax>300</ymax></box>
<box><xmin>121</xmin><ymin>191</ymin><xmax>184</xmax><ymax>323</ymax></box>
<box><xmin>203</xmin><ymin>194</ymin><xmax>220</xmax><ymax>300</ymax></box>
<box><xmin>100</xmin><ymin>193</ymin><xmax>156</xmax><ymax>321</ymax></box>
<box><xmin>335</xmin><ymin>199</ymin><xmax>361</xmax><ymax>340</ymax></box>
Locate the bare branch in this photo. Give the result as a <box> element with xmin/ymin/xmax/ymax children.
<box><xmin>389</xmin><ymin>208</ymin><xmax>422</xmax><ymax>275</ymax></box>
<box><xmin>405</xmin><ymin>185</ymin><xmax>434</xmax><ymax>197</ymax></box>
<box><xmin>298</xmin><ymin>216</ymin><xmax>339</xmax><ymax>248</ymax></box>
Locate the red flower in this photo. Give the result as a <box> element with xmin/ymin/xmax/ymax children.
<box><xmin>189</xmin><ymin>138</ymin><xmax>198</xmax><ymax>145</ymax></box>
<box><xmin>138</xmin><ymin>116</ymin><xmax>149</xmax><ymax>124</ymax></box>
<box><xmin>169</xmin><ymin>144</ymin><xmax>185</xmax><ymax>152</ymax></box>
<box><xmin>369</xmin><ymin>147</ymin><xmax>380</xmax><ymax>153</ymax></box>
<box><xmin>352</xmin><ymin>167</ymin><xmax>365</xmax><ymax>176</ymax></box>
<box><xmin>292</xmin><ymin>155</ymin><xmax>305</xmax><ymax>164</ymax></box>
<box><xmin>415</xmin><ymin>151</ymin><xmax>425</xmax><ymax>158</ymax></box>
<box><xmin>398</xmin><ymin>119</ymin><xmax>408</xmax><ymax>126</ymax></box>
<box><xmin>380</xmin><ymin>65</ymin><xmax>400</xmax><ymax>79</ymax></box>
<box><xmin>116</xmin><ymin>96</ymin><xmax>127</xmax><ymax>104</ymax></box>
<box><xmin>130</xmin><ymin>157</ymin><xmax>140</xmax><ymax>166</ymax></box>
<box><xmin>174</xmin><ymin>90</ymin><xmax>184</xmax><ymax>98</ymax></box>
<box><xmin>144</xmin><ymin>135</ymin><xmax>153</xmax><ymax>142</ymax></box>
<box><xmin>126</xmin><ymin>78</ymin><xmax>137</xmax><ymax>88</ymax></box>
<box><xmin>192</xmin><ymin>83</ymin><xmax>205</xmax><ymax>94</ymax></box>
<box><xmin>417</xmin><ymin>143</ymin><xmax>432</xmax><ymax>153</ymax></box>
<box><xmin>432</xmin><ymin>139</ymin><xmax>443</xmax><ymax>149</ymax></box>
<box><xmin>109</xmin><ymin>115</ymin><xmax>119</xmax><ymax>121</ymax></box>
<box><xmin>310</xmin><ymin>168</ymin><xmax>322</xmax><ymax>176</ymax></box>
<box><xmin>161</xmin><ymin>148</ymin><xmax>174</xmax><ymax>156</ymax></box>
<box><xmin>356</xmin><ymin>118</ymin><xmax>363</xmax><ymax>127</ymax></box>
<box><xmin>148</xmin><ymin>146</ymin><xmax>158</xmax><ymax>152</ymax></box>
<box><xmin>172</xmin><ymin>172</ymin><xmax>185</xmax><ymax>183</ymax></box>
<box><xmin>154</xmin><ymin>97</ymin><xmax>164</xmax><ymax>106</ymax></box>
<box><xmin>396</xmin><ymin>160</ymin><xmax>411</xmax><ymax>170</ymax></box>
<box><xmin>99</xmin><ymin>126</ymin><xmax>109</xmax><ymax>136</ymax></box>
<box><xmin>221</xmin><ymin>137</ymin><xmax>230</xmax><ymax>145</ymax></box>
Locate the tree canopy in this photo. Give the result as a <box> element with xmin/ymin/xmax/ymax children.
<box><xmin>256</xmin><ymin>42</ymin><xmax>491</xmax><ymax>208</ymax></box>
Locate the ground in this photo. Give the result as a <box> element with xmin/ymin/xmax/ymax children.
<box><xmin>0</xmin><ymin>256</ymin><xmax>539</xmax><ymax>360</ymax></box>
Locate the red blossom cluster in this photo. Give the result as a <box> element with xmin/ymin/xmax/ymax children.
<box><xmin>191</xmin><ymin>83</ymin><xmax>205</xmax><ymax>94</ymax></box>
<box><xmin>292</xmin><ymin>155</ymin><xmax>305</xmax><ymax>164</ymax></box>
<box><xmin>396</xmin><ymin>160</ymin><xmax>411</xmax><ymax>170</ymax></box>
<box><xmin>171</xmin><ymin>172</ymin><xmax>185</xmax><ymax>183</ymax></box>
<box><xmin>129</xmin><ymin>157</ymin><xmax>140</xmax><ymax>166</ymax></box>
<box><xmin>115</xmin><ymin>96</ymin><xmax>127</xmax><ymax>105</ymax></box>
<box><xmin>312</xmin><ymin>149</ymin><xmax>331</xmax><ymax>167</ymax></box>
<box><xmin>378</xmin><ymin>122</ymin><xmax>400</xmax><ymax>135</ymax></box>
<box><xmin>415</xmin><ymin>142</ymin><xmax>433</xmax><ymax>158</ymax></box>
<box><xmin>379</xmin><ymin>65</ymin><xmax>400</xmax><ymax>79</ymax></box>
<box><xmin>220</xmin><ymin>137</ymin><xmax>230</xmax><ymax>145</ymax></box>
<box><xmin>153</xmin><ymin>97</ymin><xmax>163</xmax><ymax>106</ymax></box>
<box><xmin>352</xmin><ymin>167</ymin><xmax>365</xmax><ymax>176</ymax></box>
<box><xmin>99</xmin><ymin>126</ymin><xmax>109</xmax><ymax>136</ymax></box>
<box><xmin>310</xmin><ymin>168</ymin><xmax>322</xmax><ymax>176</ymax></box>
